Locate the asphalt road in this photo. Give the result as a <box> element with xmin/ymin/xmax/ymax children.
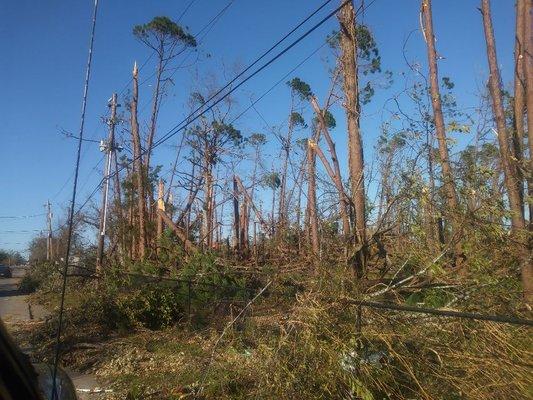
<box><xmin>0</xmin><ymin>265</ymin><xmax>108</xmax><ymax>399</ymax></box>
<box><xmin>0</xmin><ymin>265</ymin><xmax>47</xmax><ymax>322</ymax></box>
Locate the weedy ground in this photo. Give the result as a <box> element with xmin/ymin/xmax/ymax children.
<box><xmin>19</xmin><ymin>240</ymin><xmax>533</xmax><ymax>400</ymax></box>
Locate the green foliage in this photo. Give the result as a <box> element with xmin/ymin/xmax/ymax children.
<box><xmin>313</xmin><ymin>109</ymin><xmax>336</xmax><ymax>129</ymax></box>
<box><xmin>246</xmin><ymin>132</ymin><xmax>266</xmax><ymax>146</ymax></box>
<box><xmin>289</xmin><ymin>111</ymin><xmax>306</xmax><ymax>128</ymax></box>
<box><xmin>18</xmin><ymin>273</ymin><xmax>40</xmax><ymax>294</ymax></box>
<box><xmin>190</xmin><ymin>91</ymin><xmax>206</xmax><ymax>105</ymax></box>
<box><xmin>19</xmin><ymin>261</ymin><xmax>61</xmax><ymax>294</ymax></box>
<box><xmin>360</xmin><ymin>81</ymin><xmax>375</xmax><ymax>105</ymax></box>
<box><xmin>114</xmin><ymin>285</ymin><xmax>185</xmax><ymax>330</ymax></box>
<box><xmin>187</xmin><ymin>119</ymin><xmax>243</xmax><ymax>166</ymax></box>
<box><xmin>261</xmin><ymin>172</ymin><xmax>281</xmax><ymax>190</ymax></box>
<box><xmin>405</xmin><ymin>288</ymin><xmax>454</xmax><ymax>308</ymax></box>
<box><xmin>287</xmin><ymin>77</ymin><xmax>313</xmax><ymax>100</ymax></box>
<box><xmin>133</xmin><ymin>16</ymin><xmax>196</xmax><ymax>49</ymax></box>
<box><xmin>327</xmin><ymin>25</ymin><xmax>381</xmax><ymax>74</ymax></box>
<box><xmin>0</xmin><ymin>249</ymin><xmax>24</xmax><ymax>265</ymax></box>
<box><xmin>212</xmin><ymin>121</ymin><xmax>242</xmax><ymax>147</ymax></box>
<box><xmin>442</xmin><ymin>76</ymin><xmax>455</xmax><ymax>89</ymax></box>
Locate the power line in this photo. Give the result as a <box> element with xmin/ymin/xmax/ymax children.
<box><xmin>0</xmin><ymin>213</ymin><xmax>46</xmax><ymax>219</ymax></box>
<box><xmin>152</xmin><ymin>0</ymin><xmax>338</xmax><ymax>149</ymax></box>
<box><xmin>177</xmin><ymin>0</ymin><xmax>198</xmax><ymax>23</ymax></box>
<box><xmin>349</xmin><ymin>300</ymin><xmax>533</xmax><ymax>327</ymax></box>
<box><xmin>117</xmin><ymin>0</ymin><xmax>213</xmax><ymax>96</ymax></box>
<box><xmin>62</xmin><ymin>0</ymin><xmax>368</xmax><ymax>220</ymax></box>
<box><xmin>0</xmin><ymin>230</ymin><xmax>41</xmax><ymax>234</ymax></box>
<box><xmin>136</xmin><ymin>0</ymin><xmax>236</xmax><ymax>113</ymax></box>
<box><xmin>51</xmin><ymin>0</ymin><xmax>100</xmax><ymax>397</ymax></box>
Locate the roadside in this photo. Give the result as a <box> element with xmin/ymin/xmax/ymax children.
<box><xmin>0</xmin><ymin>265</ymin><xmax>109</xmax><ymax>400</ymax></box>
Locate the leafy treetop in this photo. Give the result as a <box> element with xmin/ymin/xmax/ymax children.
<box><xmin>133</xmin><ymin>16</ymin><xmax>197</xmax><ymax>54</ymax></box>
<box><xmin>290</xmin><ymin>112</ymin><xmax>307</xmax><ymax>128</ymax></box>
<box><xmin>287</xmin><ymin>77</ymin><xmax>313</xmax><ymax>100</ymax></box>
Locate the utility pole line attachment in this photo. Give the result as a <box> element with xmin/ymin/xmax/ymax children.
<box><xmin>96</xmin><ymin>93</ymin><xmax>121</xmax><ymax>272</ymax></box>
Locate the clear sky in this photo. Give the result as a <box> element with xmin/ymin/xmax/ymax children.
<box><xmin>0</xmin><ymin>0</ymin><xmax>516</xmax><ymax>255</ymax></box>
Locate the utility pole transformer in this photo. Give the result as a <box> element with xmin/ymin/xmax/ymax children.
<box><xmin>96</xmin><ymin>93</ymin><xmax>120</xmax><ymax>272</ymax></box>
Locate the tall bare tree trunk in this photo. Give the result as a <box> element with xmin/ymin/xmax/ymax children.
<box><xmin>113</xmin><ymin>151</ymin><xmax>126</xmax><ymax>263</ymax></box>
<box><xmin>524</xmin><ymin>0</ymin><xmax>533</xmax><ymax>233</ymax></box>
<box><xmin>522</xmin><ymin>0</ymin><xmax>533</xmax><ymax>304</ymax></box>
<box><xmin>202</xmin><ymin>151</ymin><xmax>214</xmax><ymax>249</ymax></box>
<box><xmin>145</xmin><ymin>43</ymin><xmax>164</xmax><ymax>171</ymax></box>
<box><xmin>240</xmin><ymin>197</ymin><xmax>249</xmax><ymax>254</ymax></box>
<box><xmin>233</xmin><ymin>176</ymin><xmax>241</xmax><ymax>254</ymax></box>
<box><xmin>421</xmin><ymin>0</ymin><xmax>462</xmax><ymax>253</ymax></box>
<box><xmin>307</xmin><ymin>141</ymin><xmax>319</xmax><ymax>257</ymax></box>
<box><xmin>279</xmin><ymin>98</ymin><xmax>294</xmax><ymax>228</ymax></box>
<box><xmin>481</xmin><ymin>0</ymin><xmax>526</xmax><ymax>233</ymax></box>
<box><xmin>338</xmin><ymin>0</ymin><xmax>367</xmax><ymax>275</ymax></box>
<box><xmin>426</xmin><ymin>133</ymin><xmax>442</xmax><ymax>249</ymax></box>
<box><xmin>130</xmin><ymin>62</ymin><xmax>146</xmax><ymax>259</ymax></box>
<box><xmin>513</xmin><ymin>0</ymin><xmax>527</xmax><ymax>206</ymax></box>
<box><xmin>156</xmin><ymin>179</ymin><xmax>165</xmax><ymax>252</ymax></box>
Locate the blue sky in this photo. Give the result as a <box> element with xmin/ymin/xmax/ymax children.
<box><xmin>0</xmin><ymin>0</ymin><xmax>516</xmax><ymax>254</ymax></box>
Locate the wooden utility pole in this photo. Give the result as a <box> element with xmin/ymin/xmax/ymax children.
<box><xmin>96</xmin><ymin>93</ymin><xmax>119</xmax><ymax>272</ymax></box>
<box><xmin>480</xmin><ymin>0</ymin><xmax>526</xmax><ymax>233</ymax></box>
<box><xmin>420</xmin><ymin>0</ymin><xmax>462</xmax><ymax>248</ymax></box>
<box><xmin>46</xmin><ymin>200</ymin><xmax>53</xmax><ymax>261</ymax></box>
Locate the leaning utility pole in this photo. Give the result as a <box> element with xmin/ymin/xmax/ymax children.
<box><xmin>46</xmin><ymin>200</ymin><xmax>53</xmax><ymax>261</ymax></box>
<box><xmin>96</xmin><ymin>93</ymin><xmax>119</xmax><ymax>272</ymax></box>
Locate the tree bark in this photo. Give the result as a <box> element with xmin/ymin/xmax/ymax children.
<box><xmin>306</xmin><ymin>141</ymin><xmax>319</xmax><ymax>257</ymax></box>
<box><xmin>232</xmin><ymin>176</ymin><xmax>241</xmax><ymax>254</ymax></box>
<box><xmin>156</xmin><ymin>179</ymin><xmax>165</xmax><ymax>248</ymax></box>
<box><xmin>278</xmin><ymin>97</ymin><xmax>294</xmax><ymax>228</ymax></box>
<box><xmin>513</xmin><ymin>0</ymin><xmax>526</xmax><ymax>205</ymax></box>
<box><xmin>522</xmin><ymin>0</ymin><xmax>533</xmax><ymax>304</ymax></box>
<box><xmin>157</xmin><ymin>209</ymin><xmax>197</xmax><ymax>253</ymax></box>
<box><xmin>338</xmin><ymin>0</ymin><xmax>367</xmax><ymax>274</ymax></box>
<box><xmin>130</xmin><ymin>62</ymin><xmax>147</xmax><ymax>259</ymax></box>
<box><xmin>481</xmin><ymin>0</ymin><xmax>526</xmax><ymax>233</ymax></box>
<box><xmin>524</xmin><ymin>0</ymin><xmax>533</xmax><ymax>233</ymax></box>
<box><xmin>145</xmin><ymin>42</ymin><xmax>164</xmax><ymax>171</ymax></box>
<box><xmin>421</xmin><ymin>0</ymin><xmax>462</xmax><ymax>250</ymax></box>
